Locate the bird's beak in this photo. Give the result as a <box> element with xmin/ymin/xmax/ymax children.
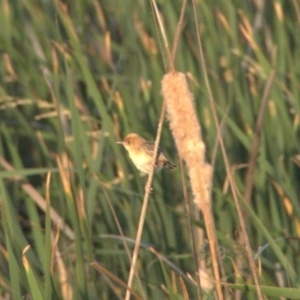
<box><xmin>116</xmin><ymin>141</ymin><xmax>123</xmax><ymax>144</ymax></box>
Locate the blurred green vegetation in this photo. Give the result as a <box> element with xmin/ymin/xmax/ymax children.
<box><xmin>0</xmin><ymin>0</ymin><xmax>300</xmax><ymax>299</ymax></box>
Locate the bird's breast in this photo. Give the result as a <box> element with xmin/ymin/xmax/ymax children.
<box><xmin>129</xmin><ymin>151</ymin><xmax>153</xmax><ymax>173</ymax></box>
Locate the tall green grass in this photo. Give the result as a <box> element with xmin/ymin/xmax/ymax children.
<box><xmin>0</xmin><ymin>0</ymin><xmax>300</xmax><ymax>299</ymax></box>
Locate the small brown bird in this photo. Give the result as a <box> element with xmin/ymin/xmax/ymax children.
<box><xmin>117</xmin><ymin>133</ymin><xmax>176</xmax><ymax>174</ymax></box>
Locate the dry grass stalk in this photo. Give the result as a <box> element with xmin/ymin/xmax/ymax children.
<box><xmin>0</xmin><ymin>157</ymin><xmax>74</xmax><ymax>240</ymax></box>
<box><xmin>124</xmin><ymin>103</ymin><xmax>166</xmax><ymax>300</ymax></box>
<box><xmin>162</xmin><ymin>72</ymin><xmax>223</xmax><ymax>299</ymax></box>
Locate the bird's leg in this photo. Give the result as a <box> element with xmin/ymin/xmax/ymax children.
<box><xmin>144</xmin><ymin>185</ymin><xmax>153</xmax><ymax>193</ymax></box>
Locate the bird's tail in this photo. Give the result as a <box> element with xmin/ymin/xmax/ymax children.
<box><xmin>164</xmin><ymin>161</ymin><xmax>176</xmax><ymax>170</ymax></box>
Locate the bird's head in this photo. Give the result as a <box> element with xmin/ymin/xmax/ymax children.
<box><xmin>116</xmin><ymin>133</ymin><xmax>145</xmax><ymax>151</ymax></box>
